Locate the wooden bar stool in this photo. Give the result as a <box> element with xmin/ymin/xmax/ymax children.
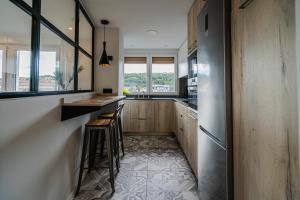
<box><xmin>99</xmin><ymin>103</ymin><xmax>125</xmax><ymax>157</ymax></box>
<box><xmin>76</xmin><ymin>108</ymin><xmax>120</xmax><ymax>195</ymax></box>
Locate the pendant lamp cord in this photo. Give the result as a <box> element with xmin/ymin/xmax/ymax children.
<box><xmin>104</xmin><ymin>25</ymin><xmax>106</xmax><ymax>42</ymax></box>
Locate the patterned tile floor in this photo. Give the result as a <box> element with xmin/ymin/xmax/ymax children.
<box><xmin>74</xmin><ymin>135</ymin><xmax>199</xmax><ymax>200</ymax></box>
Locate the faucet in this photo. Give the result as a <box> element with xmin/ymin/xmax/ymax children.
<box><xmin>136</xmin><ymin>86</ymin><xmax>140</xmax><ymax>98</ymax></box>
<box><xmin>142</xmin><ymin>91</ymin><xmax>145</xmax><ymax>99</ymax></box>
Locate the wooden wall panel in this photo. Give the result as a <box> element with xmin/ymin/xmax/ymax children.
<box><xmin>232</xmin><ymin>0</ymin><xmax>300</xmax><ymax>199</ymax></box>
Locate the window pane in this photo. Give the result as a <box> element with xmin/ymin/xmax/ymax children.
<box><xmin>78</xmin><ymin>52</ymin><xmax>92</xmax><ymax>90</ymax></box>
<box><xmin>41</xmin><ymin>0</ymin><xmax>75</xmax><ymax>40</ymax></box>
<box><xmin>124</xmin><ymin>63</ymin><xmax>147</xmax><ymax>94</ymax></box>
<box><xmin>152</xmin><ymin>58</ymin><xmax>175</xmax><ymax>93</ymax></box>
<box><xmin>0</xmin><ymin>1</ymin><xmax>31</xmax><ymax>92</ymax></box>
<box><xmin>17</xmin><ymin>51</ymin><xmax>31</xmax><ymax>92</ymax></box>
<box><xmin>79</xmin><ymin>11</ymin><xmax>92</xmax><ymax>55</ymax></box>
<box><xmin>39</xmin><ymin>25</ymin><xmax>75</xmax><ymax>91</ymax></box>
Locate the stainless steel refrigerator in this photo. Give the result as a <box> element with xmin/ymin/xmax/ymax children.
<box><xmin>197</xmin><ymin>0</ymin><xmax>233</xmax><ymax>199</ymax></box>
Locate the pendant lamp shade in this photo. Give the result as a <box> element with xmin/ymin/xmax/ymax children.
<box><xmin>99</xmin><ymin>20</ymin><xmax>110</xmax><ymax>67</ymax></box>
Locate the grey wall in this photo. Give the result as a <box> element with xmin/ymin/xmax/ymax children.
<box><xmin>0</xmin><ymin>93</ymin><xmax>93</xmax><ymax>200</ymax></box>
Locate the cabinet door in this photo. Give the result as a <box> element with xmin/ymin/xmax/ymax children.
<box><xmin>187</xmin><ymin>6</ymin><xmax>194</xmax><ymax>52</ymax></box>
<box><xmin>131</xmin><ymin>100</ymin><xmax>154</xmax><ymax>119</ymax></box>
<box><xmin>154</xmin><ymin>101</ymin><xmax>174</xmax><ymax>132</ymax></box>
<box><xmin>187</xmin><ymin>110</ymin><xmax>198</xmax><ymax>176</ymax></box>
<box><xmin>123</xmin><ymin>100</ymin><xmax>131</xmax><ymax>132</ymax></box>
<box><xmin>130</xmin><ymin>118</ymin><xmax>154</xmax><ymax>133</ymax></box>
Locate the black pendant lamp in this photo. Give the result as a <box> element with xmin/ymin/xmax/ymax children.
<box><xmin>99</xmin><ymin>20</ymin><xmax>110</xmax><ymax>67</ymax></box>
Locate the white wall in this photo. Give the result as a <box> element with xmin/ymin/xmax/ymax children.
<box><xmin>94</xmin><ymin>27</ymin><xmax>121</xmax><ymax>94</ymax></box>
<box><xmin>0</xmin><ymin>93</ymin><xmax>93</xmax><ymax>200</ymax></box>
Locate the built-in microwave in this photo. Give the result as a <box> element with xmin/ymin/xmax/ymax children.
<box><xmin>188</xmin><ymin>50</ymin><xmax>198</xmax><ymax>79</ymax></box>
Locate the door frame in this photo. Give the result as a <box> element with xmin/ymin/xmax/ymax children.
<box><xmin>296</xmin><ymin>0</ymin><xmax>300</xmax><ymax>173</ymax></box>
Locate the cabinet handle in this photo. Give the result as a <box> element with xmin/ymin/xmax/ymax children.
<box><xmin>138</xmin><ymin>118</ymin><xmax>147</xmax><ymax>120</ymax></box>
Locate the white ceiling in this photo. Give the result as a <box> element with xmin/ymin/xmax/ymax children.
<box><xmin>83</xmin><ymin>0</ymin><xmax>193</xmax><ymax>49</ymax></box>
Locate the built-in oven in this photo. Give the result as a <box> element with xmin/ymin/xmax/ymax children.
<box><xmin>188</xmin><ymin>50</ymin><xmax>198</xmax><ymax>109</ymax></box>
<box><xmin>188</xmin><ymin>78</ymin><xmax>197</xmax><ymax>109</ymax></box>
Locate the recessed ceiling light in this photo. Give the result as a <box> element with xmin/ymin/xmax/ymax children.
<box><xmin>147</xmin><ymin>30</ymin><xmax>158</xmax><ymax>36</ymax></box>
<box><xmin>68</xmin><ymin>27</ymin><xmax>73</xmax><ymax>31</ymax></box>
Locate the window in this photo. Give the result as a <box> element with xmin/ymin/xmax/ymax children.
<box><xmin>151</xmin><ymin>57</ymin><xmax>176</xmax><ymax>93</ymax></box>
<box><xmin>78</xmin><ymin>52</ymin><xmax>92</xmax><ymax>90</ymax></box>
<box><xmin>0</xmin><ymin>1</ymin><xmax>94</xmax><ymax>98</ymax></box>
<box><xmin>0</xmin><ymin>1</ymin><xmax>32</xmax><ymax>93</ymax></box>
<box><xmin>16</xmin><ymin>51</ymin><xmax>31</xmax><ymax>92</ymax></box>
<box><xmin>79</xmin><ymin>10</ymin><xmax>93</xmax><ymax>55</ymax></box>
<box><xmin>39</xmin><ymin>24</ymin><xmax>75</xmax><ymax>91</ymax></box>
<box><xmin>41</xmin><ymin>0</ymin><xmax>75</xmax><ymax>40</ymax></box>
<box><xmin>124</xmin><ymin>57</ymin><xmax>147</xmax><ymax>93</ymax></box>
<box><xmin>123</xmin><ymin>55</ymin><xmax>177</xmax><ymax>94</ymax></box>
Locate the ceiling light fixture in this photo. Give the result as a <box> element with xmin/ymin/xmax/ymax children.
<box><xmin>99</xmin><ymin>19</ymin><xmax>111</xmax><ymax>67</ymax></box>
<box><xmin>68</xmin><ymin>27</ymin><xmax>73</xmax><ymax>30</ymax></box>
<box><xmin>147</xmin><ymin>30</ymin><xmax>158</xmax><ymax>36</ymax></box>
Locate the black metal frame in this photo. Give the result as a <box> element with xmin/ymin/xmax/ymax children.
<box><xmin>0</xmin><ymin>0</ymin><xmax>95</xmax><ymax>99</ymax></box>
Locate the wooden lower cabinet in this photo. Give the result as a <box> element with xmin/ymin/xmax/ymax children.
<box><xmin>154</xmin><ymin>101</ymin><xmax>174</xmax><ymax>132</ymax></box>
<box><xmin>123</xmin><ymin>100</ymin><xmax>198</xmax><ymax>175</ymax></box>
<box><xmin>187</xmin><ymin>110</ymin><xmax>198</xmax><ymax>176</ymax></box>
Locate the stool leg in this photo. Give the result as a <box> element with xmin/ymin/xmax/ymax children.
<box><xmin>113</xmin><ymin>123</ymin><xmax>120</xmax><ymax>172</ymax></box>
<box><xmin>88</xmin><ymin>131</ymin><xmax>99</xmax><ymax>172</ymax></box>
<box><xmin>100</xmin><ymin>131</ymin><xmax>105</xmax><ymax>158</ymax></box>
<box><xmin>105</xmin><ymin>127</ymin><xmax>115</xmax><ymax>193</ymax></box>
<box><xmin>118</xmin><ymin>116</ymin><xmax>125</xmax><ymax>156</ymax></box>
<box><xmin>76</xmin><ymin>128</ymin><xmax>90</xmax><ymax>195</ymax></box>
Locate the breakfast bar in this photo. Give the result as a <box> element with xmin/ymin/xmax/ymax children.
<box><xmin>61</xmin><ymin>95</ymin><xmax>126</xmax><ymax>121</ymax></box>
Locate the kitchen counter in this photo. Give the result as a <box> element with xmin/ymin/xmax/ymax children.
<box><xmin>61</xmin><ymin>95</ymin><xmax>126</xmax><ymax>121</ymax></box>
<box><xmin>125</xmin><ymin>97</ymin><xmax>197</xmax><ymax>113</ymax></box>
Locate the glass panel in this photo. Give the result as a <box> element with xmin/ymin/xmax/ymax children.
<box><xmin>78</xmin><ymin>52</ymin><xmax>92</xmax><ymax>90</ymax></box>
<box><xmin>39</xmin><ymin>24</ymin><xmax>75</xmax><ymax>91</ymax></box>
<box><xmin>151</xmin><ymin>60</ymin><xmax>176</xmax><ymax>93</ymax></box>
<box><xmin>41</xmin><ymin>0</ymin><xmax>75</xmax><ymax>40</ymax></box>
<box><xmin>17</xmin><ymin>51</ymin><xmax>31</xmax><ymax>92</ymax></box>
<box><xmin>124</xmin><ymin>63</ymin><xmax>147</xmax><ymax>94</ymax></box>
<box><xmin>79</xmin><ymin>11</ymin><xmax>92</xmax><ymax>55</ymax></box>
<box><xmin>0</xmin><ymin>1</ymin><xmax>31</xmax><ymax>92</ymax></box>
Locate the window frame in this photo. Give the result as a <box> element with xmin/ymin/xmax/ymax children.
<box><xmin>0</xmin><ymin>0</ymin><xmax>95</xmax><ymax>99</ymax></box>
<box><xmin>123</xmin><ymin>50</ymin><xmax>178</xmax><ymax>95</ymax></box>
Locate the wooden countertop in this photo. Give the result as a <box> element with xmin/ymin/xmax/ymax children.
<box><xmin>63</xmin><ymin>96</ymin><xmax>126</xmax><ymax>107</ymax></box>
<box><xmin>61</xmin><ymin>95</ymin><xmax>126</xmax><ymax>121</ymax></box>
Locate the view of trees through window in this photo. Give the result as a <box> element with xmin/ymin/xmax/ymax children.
<box><xmin>123</xmin><ymin>56</ymin><xmax>176</xmax><ymax>94</ymax></box>
<box><xmin>152</xmin><ymin>63</ymin><xmax>175</xmax><ymax>93</ymax></box>
<box><xmin>124</xmin><ymin>63</ymin><xmax>147</xmax><ymax>93</ymax></box>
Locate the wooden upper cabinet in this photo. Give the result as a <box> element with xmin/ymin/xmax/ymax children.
<box><xmin>187</xmin><ymin>0</ymin><xmax>205</xmax><ymax>53</ymax></box>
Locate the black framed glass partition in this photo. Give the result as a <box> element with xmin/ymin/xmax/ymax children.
<box><xmin>0</xmin><ymin>0</ymin><xmax>94</xmax><ymax>98</ymax></box>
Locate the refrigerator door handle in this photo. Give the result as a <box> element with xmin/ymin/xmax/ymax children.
<box><xmin>199</xmin><ymin>125</ymin><xmax>221</xmax><ymax>143</ymax></box>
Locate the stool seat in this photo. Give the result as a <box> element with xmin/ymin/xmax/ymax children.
<box><xmin>99</xmin><ymin>112</ymin><xmax>114</xmax><ymax>118</ymax></box>
<box><xmin>86</xmin><ymin>119</ymin><xmax>113</xmax><ymax>127</ymax></box>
